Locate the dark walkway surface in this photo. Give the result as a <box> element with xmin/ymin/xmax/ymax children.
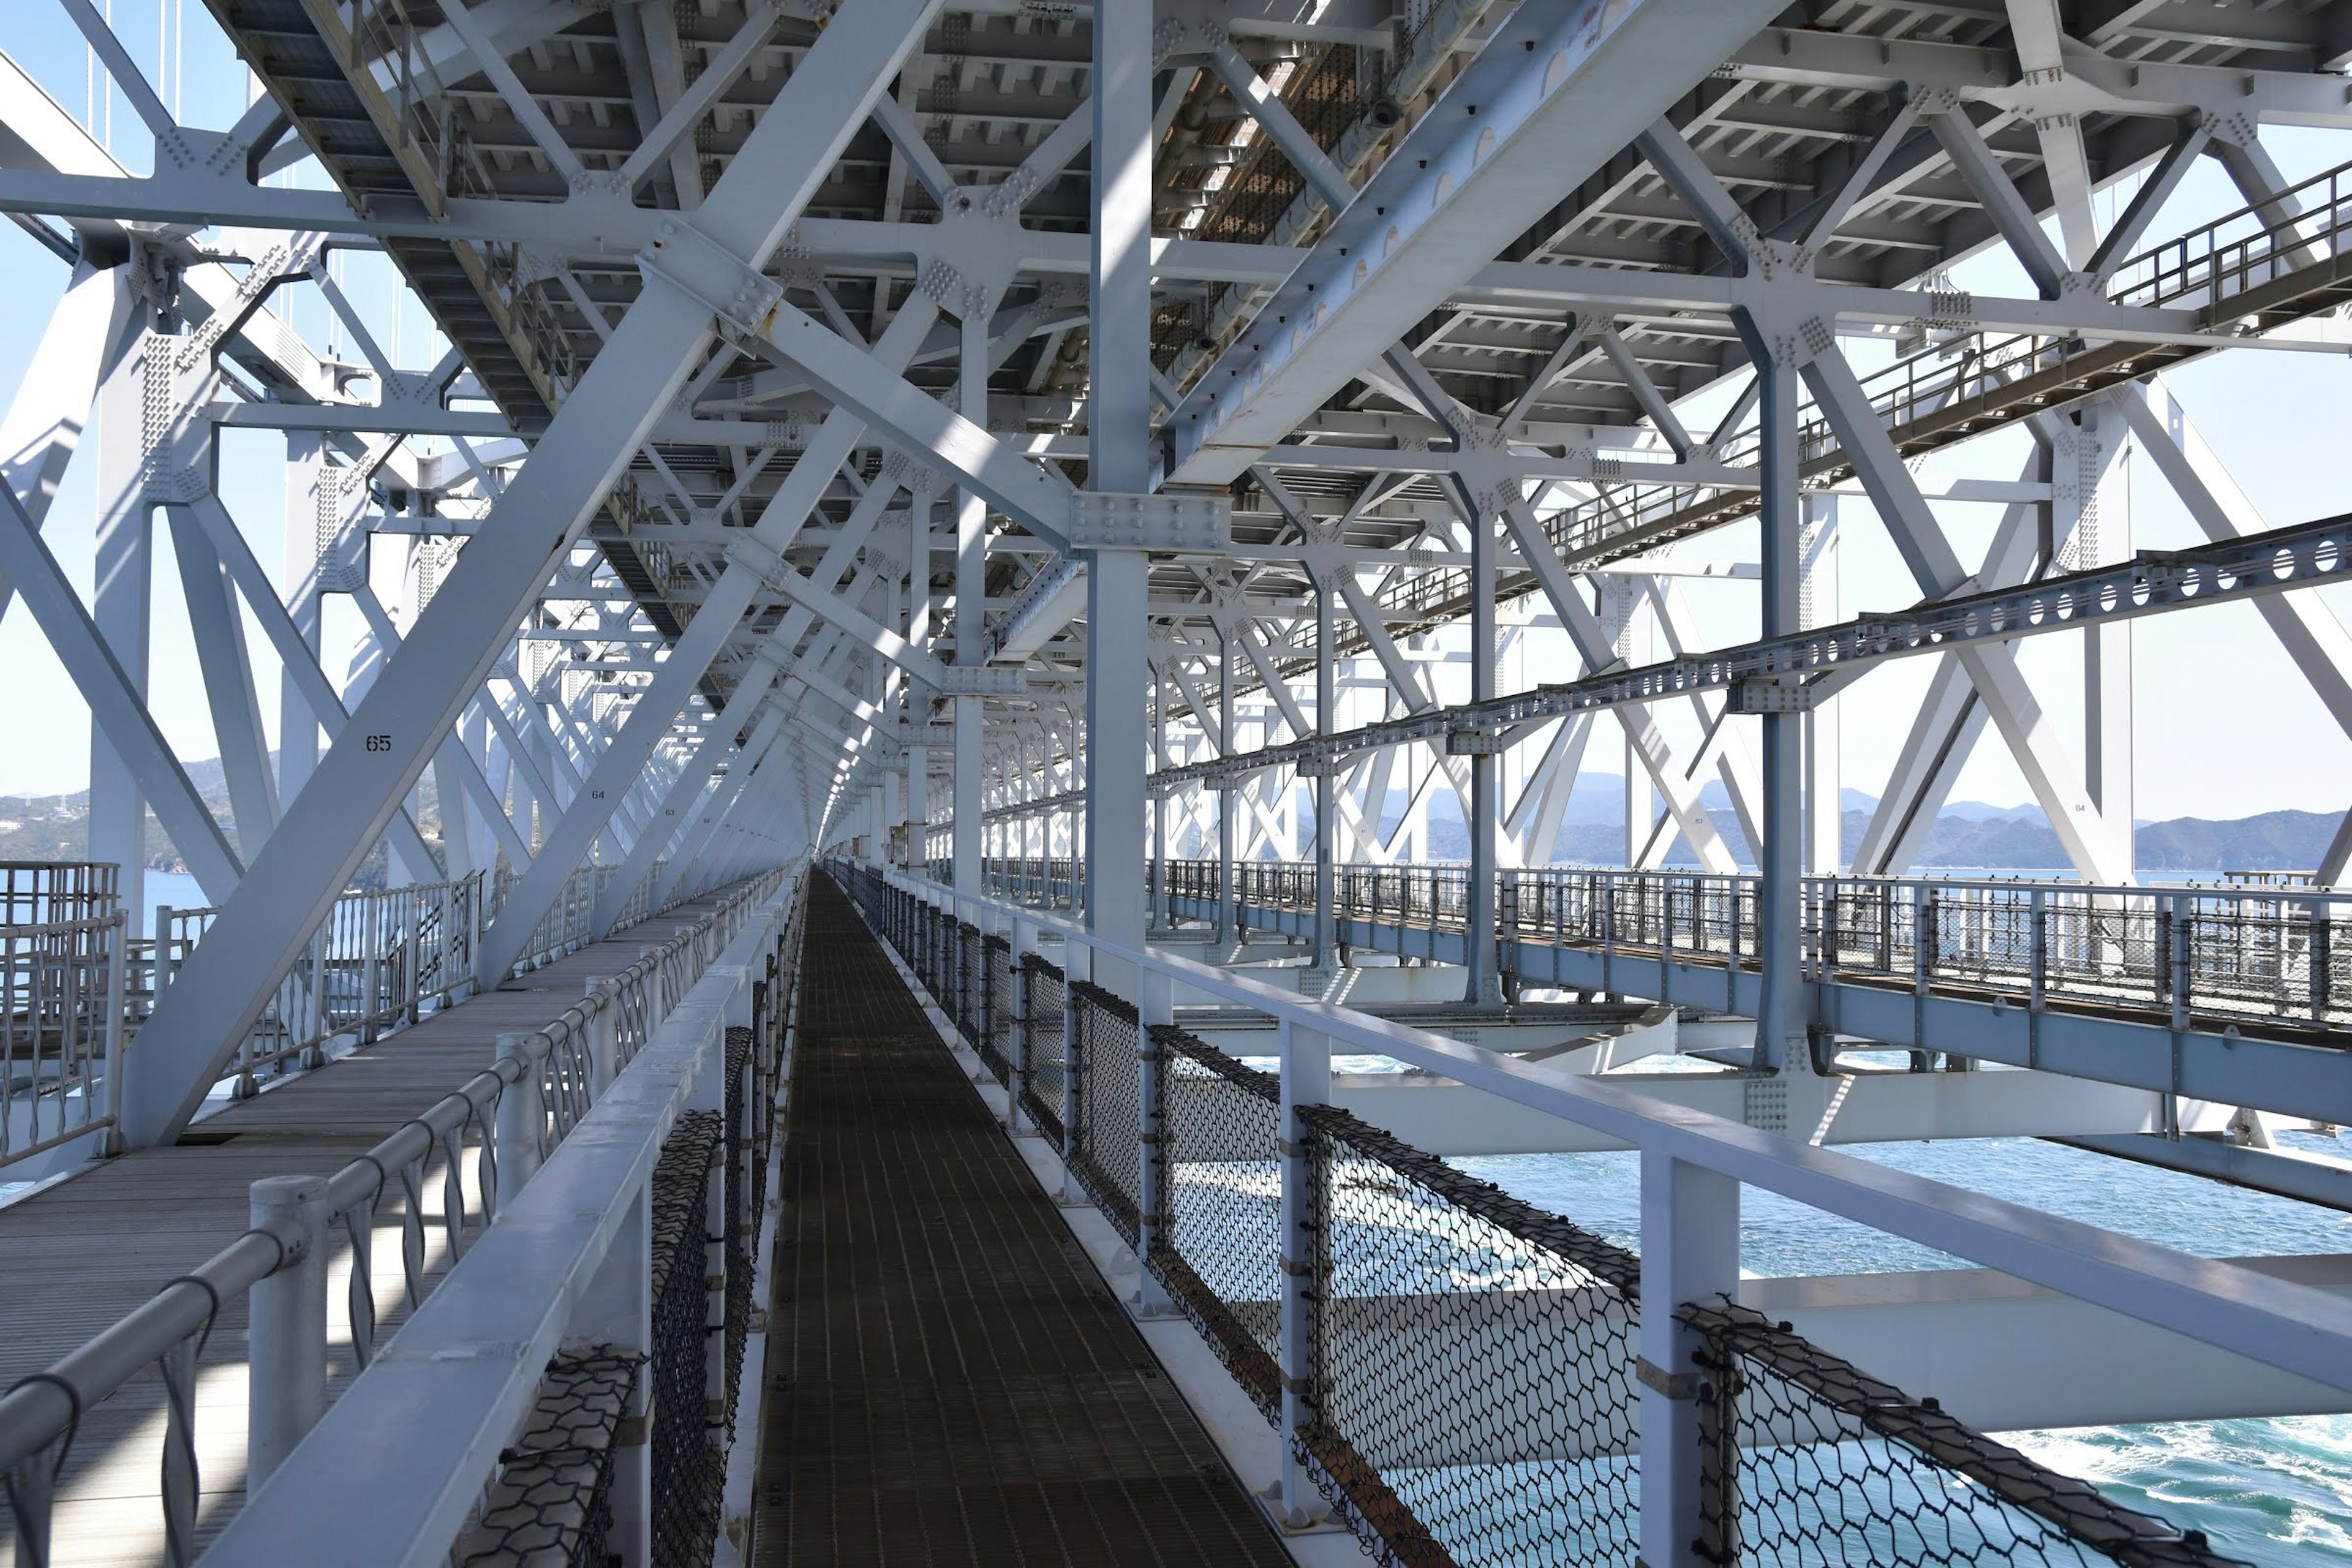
<box><xmin>753</xmin><ymin>875</ymin><xmax>1294</xmax><ymax>1566</ymax></box>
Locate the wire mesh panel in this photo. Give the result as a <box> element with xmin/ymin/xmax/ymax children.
<box><xmin>927</xmin><ymin>910</ymin><xmax>948</xmax><ymax>1012</ymax></box>
<box><xmin>650</xmin><ymin>1111</ymin><xmax>722</xmax><ymax>1568</ymax></box>
<box><xmin>1295</xmin><ymin>1102</ymin><xmax>1643</xmax><ymax>1568</ymax></box>
<box><xmin>721</xmin><ymin>1027</ymin><xmax>756</xmax><ymax>1440</ymax></box>
<box><xmin>1068</xmin><ymin>981</ymin><xmax>1144</xmax><ymax>1245</ymax></box>
<box><xmin>1019</xmin><ymin>954</ymin><xmax>1067</xmax><ymax>1146</ymax></box>
<box><xmin>1147</xmin><ymin>1025</ymin><xmax>1285</xmax><ymax>1422</ymax></box>
<box><xmin>981</xmin><ymin>934</ymin><xmax>1014</xmax><ymax>1087</ymax></box>
<box><xmin>450</xmin><ymin>1350</ymin><xmax>639</xmax><ymax>1568</ymax></box>
<box><xmin>956</xmin><ymin>920</ymin><xmax>984</xmax><ymax>1047</ymax></box>
<box><xmin>1680</xmin><ymin>1301</ymin><xmax>2245</xmax><ymax>1568</ymax></box>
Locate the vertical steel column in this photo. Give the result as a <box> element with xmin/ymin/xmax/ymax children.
<box><xmin>906</xmin><ymin>500</ymin><xmax>932</xmax><ymax>870</ymax></box>
<box><xmin>279</xmin><ymin>432</ymin><xmax>326</xmax><ymax>807</ymax></box>
<box><xmin>1216</xmin><ymin>623</ymin><xmax>1237</xmax><ymax>944</ymax></box>
<box><xmin>2078</xmin><ymin>404</ymin><xmax>2134</xmax><ymax>874</ymax></box>
<box><xmin>1083</xmin><ymin>0</ymin><xmax>1155</xmax><ymax>984</ymax></box>
<box><xmin>1152</xmin><ymin>669</ymin><xmax>1170</xmax><ymax>928</ymax></box>
<box><xmin>89</xmin><ymin>307</ymin><xmax>156</xmax><ymax>918</ymax></box>
<box><xmin>1616</xmin><ymin>578</ymin><xmax>1656</xmax><ymax>869</ymax></box>
<box><xmin>1748</xmin><ymin>336</ymin><xmax>1807</xmax><ymax>1069</ymax></box>
<box><xmin>1637</xmin><ymin>1152</ymin><xmax>1740</xmax><ymax>1568</ymax></box>
<box><xmin>1313</xmin><ymin>579</ymin><xmax>1338</xmax><ymax>968</ymax></box>
<box><xmin>1276</xmin><ymin>1018</ymin><xmax>1331</xmax><ymax>1527</ymax></box>
<box><xmin>1464</xmin><ymin>508</ymin><xmax>1499</xmax><ymax>1003</ymax></box>
<box><xmin>1801</xmin><ymin>494</ymin><xmax>1842</xmax><ymax>875</ymax></box>
<box><xmin>954</xmin><ymin>303</ymin><xmax>993</xmax><ymax>897</ymax></box>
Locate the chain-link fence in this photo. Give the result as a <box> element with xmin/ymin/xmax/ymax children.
<box><xmin>1295</xmin><ymin>1101</ymin><xmax>1643</xmax><ymax>1568</ymax></box>
<box><xmin>451</xmin><ymin>1349</ymin><xmax>640</xmax><ymax>1567</ymax></box>
<box><xmin>721</xmin><ymin>1025</ymin><xmax>758</xmax><ymax>1441</ymax></box>
<box><xmin>1019</xmin><ymin>952</ymin><xmax>1067</xmax><ymax>1146</ymax></box>
<box><xmin>981</xmin><ymin>933</ymin><xmax>1015</xmax><ymax>1087</ymax></box>
<box><xmin>1068</xmin><ymin>981</ymin><xmax>1144</xmax><ymax>1244</ymax></box>
<box><xmin>1680</xmin><ymin>1301</ymin><xmax>2245</xmax><ymax>1568</ymax></box>
<box><xmin>956</xmin><ymin>919</ymin><xmax>984</xmax><ymax>1049</ymax></box>
<box><xmin>1148</xmin><ymin>1025</ymin><xmax>1285</xmax><ymax>1422</ymax></box>
<box><xmin>823</xmin><ymin>865</ymin><xmax>2239</xmax><ymax>1568</ymax></box>
<box><xmin>650</xmin><ymin>1111</ymin><xmax>722</xmax><ymax>1568</ymax></box>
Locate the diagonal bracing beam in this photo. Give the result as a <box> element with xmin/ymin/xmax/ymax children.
<box><xmin>121</xmin><ymin>0</ymin><xmax>944</xmax><ymax>1147</ymax></box>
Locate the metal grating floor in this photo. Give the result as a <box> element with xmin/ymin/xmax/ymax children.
<box><xmin>752</xmin><ymin>875</ymin><xmax>1295</xmax><ymax>1566</ymax></box>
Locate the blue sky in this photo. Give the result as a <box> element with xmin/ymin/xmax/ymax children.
<box><xmin>2</xmin><ymin>3</ymin><xmax>2352</xmax><ymax>829</ymax></box>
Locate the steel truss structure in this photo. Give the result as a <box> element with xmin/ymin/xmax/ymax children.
<box><xmin>9</xmin><ymin>0</ymin><xmax>2352</xmax><ymax>1556</ymax></box>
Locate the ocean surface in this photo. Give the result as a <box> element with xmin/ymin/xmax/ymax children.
<box><xmin>1455</xmin><ymin>1136</ymin><xmax>2352</xmax><ymax>1564</ymax></box>
<box><xmin>130</xmin><ymin>869</ymin><xmax>209</xmax><ymax>933</ymax></box>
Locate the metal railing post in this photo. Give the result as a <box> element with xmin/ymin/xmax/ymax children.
<box><xmin>587</xmin><ymin>979</ymin><xmax>620</xmax><ymax>1095</ymax></box>
<box><xmin>1136</xmin><ymin>967</ymin><xmax>1174</xmax><ymax>1316</ymax></box>
<box><xmin>406</xmin><ymin>891</ymin><xmax>424</xmax><ymax>1023</ymax></box>
<box><xmin>246</xmin><ymin>1174</ymin><xmax>331</xmax><ymax>1487</ymax></box>
<box><xmin>2312</xmin><ymin>897</ymin><xmax>2332</xmax><ymax>1024</ymax></box>
<box><xmin>2169</xmin><ymin>893</ymin><xmax>2193</xmax><ymax>1031</ymax></box>
<box><xmin>1637</xmin><ymin>1151</ymin><xmax>1740</xmax><ymax>1568</ymax></box>
<box><xmin>102</xmin><ymin>910</ymin><xmax>130</xmax><ymax>1154</ymax></box>
<box><xmin>1060</xmin><ymin>940</ymin><xmax>1088</xmax><ymax>1204</ymax></box>
<box><xmin>362</xmin><ymin>892</ymin><xmax>385</xmax><ymax>1044</ymax></box>
<box><xmin>1009</xmin><ymin>916</ymin><xmax>1035</xmax><ymax>1133</ymax></box>
<box><xmin>494</xmin><ymin>1032</ymin><xmax>545</xmax><ymax>1207</ymax></box>
<box><xmin>1276</xmin><ymin>1018</ymin><xmax>1330</xmax><ymax>1528</ymax></box>
<box><xmin>154</xmin><ymin>903</ymin><xmax>175</xmax><ymax>995</ymax></box>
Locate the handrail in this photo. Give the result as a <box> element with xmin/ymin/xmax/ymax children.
<box><xmin>1138</xmin><ymin>856</ymin><xmax>2352</xmax><ymax>1036</ymax></box>
<box><xmin>195</xmin><ymin>867</ymin><xmax>807</xmax><ymax>1568</ymax></box>
<box><xmin>0</xmin><ymin>857</ymin><xmax>692</xmax><ymax>1180</ymax></box>
<box><xmin>1517</xmin><ymin>154</ymin><xmax>2352</xmax><ymax>578</ymax></box>
<box><xmin>0</xmin><ymin>867</ymin><xmax>790</xmax><ymax>1565</ymax></box>
<box><xmin>869</xmin><ymin>862</ymin><xmax>2352</xmax><ymax>1401</ymax></box>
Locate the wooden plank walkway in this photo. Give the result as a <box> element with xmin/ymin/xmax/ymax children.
<box><xmin>0</xmin><ymin>896</ymin><xmax>728</xmax><ymax>1568</ymax></box>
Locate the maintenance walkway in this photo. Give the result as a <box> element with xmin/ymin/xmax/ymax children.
<box><xmin>751</xmin><ymin>875</ymin><xmax>1292</xmax><ymax>1566</ymax></box>
<box><xmin>0</xmin><ymin>895</ymin><xmax>729</xmax><ymax>1568</ymax></box>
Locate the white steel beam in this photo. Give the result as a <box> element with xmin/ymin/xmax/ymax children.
<box><xmin>121</xmin><ymin>0</ymin><xmax>943</xmax><ymax>1147</ymax></box>
<box><xmin>1165</xmin><ymin>0</ymin><xmax>1787</xmax><ymax>483</ymax></box>
<box><xmin>1084</xmin><ymin>0</ymin><xmax>1155</xmax><ymax>964</ymax></box>
<box><xmin>0</xmin><ymin>481</ymin><xmax>241</xmax><ymax>898</ymax></box>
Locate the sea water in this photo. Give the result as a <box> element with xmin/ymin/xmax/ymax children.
<box><xmin>1455</xmin><ymin>1135</ymin><xmax>2352</xmax><ymax>1563</ymax></box>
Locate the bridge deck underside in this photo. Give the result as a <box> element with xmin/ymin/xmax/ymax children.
<box><xmin>0</xmin><ymin>897</ymin><xmax>726</xmax><ymax>1568</ymax></box>
<box><xmin>753</xmin><ymin>876</ymin><xmax>1289</xmax><ymax>1567</ymax></box>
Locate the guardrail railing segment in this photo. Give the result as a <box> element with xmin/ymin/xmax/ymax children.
<box><xmin>842</xmin><ymin>862</ymin><xmax>2285</xmax><ymax>1568</ymax></box>
<box><xmin>1137</xmin><ymin>858</ymin><xmax>2352</xmax><ymax>1038</ymax></box>
<box><xmin>0</xmin><ymin>863</ymin><xmax>118</xmax><ymax>927</ymax></box>
<box><xmin>1</xmin><ymin>859</ymin><xmax>691</xmax><ymax>1179</ymax></box>
<box><xmin>1</xmin><ymin>907</ymin><xmax>126</xmax><ymax>1171</ymax></box>
<box><xmin>0</xmin><ymin>868</ymin><xmax>793</xmax><ymax>1568</ymax></box>
<box><xmin>1433</xmin><ymin>154</ymin><xmax>2352</xmax><ymax>592</ymax></box>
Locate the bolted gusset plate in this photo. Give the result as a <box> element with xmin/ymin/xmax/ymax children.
<box><xmin>1068</xmin><ymin>491</ymin><xmax>1234</xmax><ymax>553</ymax></box>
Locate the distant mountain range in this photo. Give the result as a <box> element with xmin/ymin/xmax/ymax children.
<box><xmin>0</xmin><ymin>753</ymin><xmax>443</xmax><ymax>881</ymax></box>
<box><xmin>1379</xmin><ymin>774</ymin><xmax>2342</xmax><ymax>875</ymax></box>
<box><xmin>3</xmin><ymin>760</ymin><xmax>2337</xmax><ymax>879</ymax></box>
